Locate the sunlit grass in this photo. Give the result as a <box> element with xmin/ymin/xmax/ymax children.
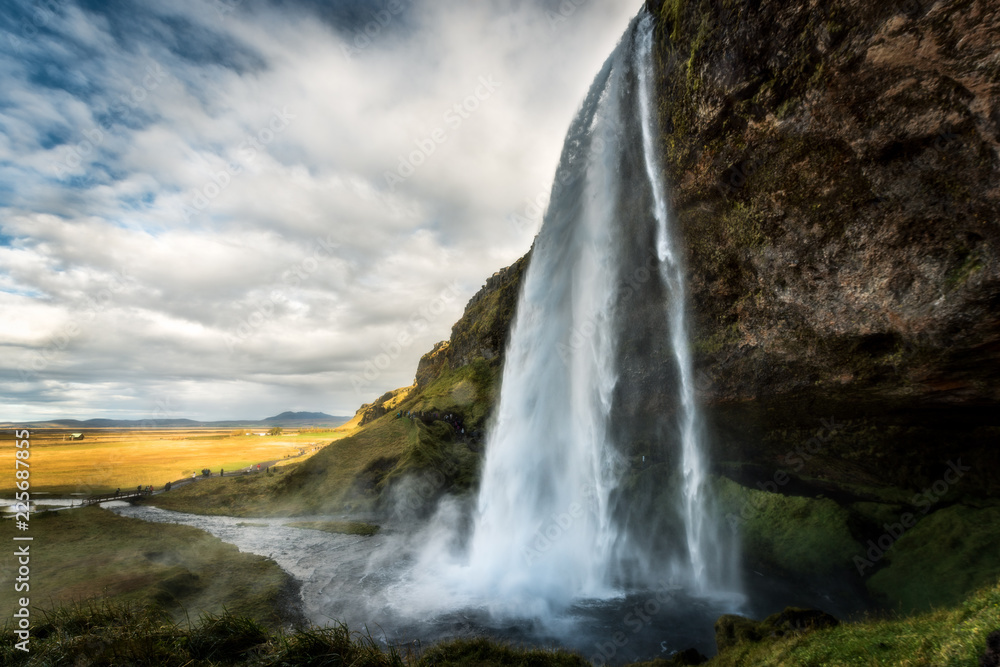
<box><xmin>146</xmin><ymin>411</ymin><xmax>428</xmax><ymax>516</ymax></box>
<box><xmin>0</xmin><ymin>428</ymin><xmax>346</xmax><ymax>495</ymax></box>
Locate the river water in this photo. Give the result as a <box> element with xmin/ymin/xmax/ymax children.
<box><xmin>108</xmin><ymin>503</ymin><xmax>867</xmax><ymax>665</ymax></box>
<box><xmin>110</xmin><ymin>504</ymin><xmax>731</xmax><ymax>663</ymax></box>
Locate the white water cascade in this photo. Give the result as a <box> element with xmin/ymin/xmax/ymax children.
<box><xmin>419</xmin><ymin>11</ymin><xmax>739</xmax><ymax>614</ymax></box>
<box><xmin>635</xmin><ymin>16</ymin><xmax>723</xmax><ymax>593</ymax></box>
<box><xmin>458</xmin><ymin>43</ymin><xmax>625</xmax><ymax>614</ymax></box>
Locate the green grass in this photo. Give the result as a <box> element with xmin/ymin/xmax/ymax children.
<box><xmin>0</xmin><ymin>604</ymin><xmax>407</xmax><ymax>667</ymax></box>
<box><xmin>147</xmin><ymin>468</ymin><xmax>304</xmax><ymax>517</ymax></box>
<box><xmin>282</xmin><ymin>415</ymin><xmax>424</xmax><ymax>513</ymax></box>
<box><xmin>285</xmin><ymin>520</ymin><xmax>380</xmax><ymax>536</ymax></box>
<box><xmin>382</xmin><ymin>419</ymin><xmax>481</xmax><ymax>498</ymax></box>
<box><xmin>0</xmin><ymin>507</ymin><xmax>296</xmax><ymax>627</ymax></box>
<box><xmin>704</xmin><ymin>577</ymin><xmax>1000</xmax><ymax>666</ymax></box>
<box><xmin>406</xmin><ymin>358</ymin><xmax>500</xmax><ymax>430</ymax></box>
<box><xmin>417</xmin><ymin>637</ymin><xmax>589</xmax><ymax>666</ymax></box>
<box><xmin>0</xmin><ymin>602</ymin><xmax>588</xmax><ymax>666</ymax></box>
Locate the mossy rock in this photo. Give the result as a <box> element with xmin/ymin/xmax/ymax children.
<box><xmin>715</xmin><ymin>607</ymin><xmax>838</xmax><ymax>652</ymax></box>
<box><xmin>866</xmin><ymin>504</ymin><xmax>1000</xmax><ymax>612</ymax></box>
<box><xmin>714</xmin><ymin>614</ymin><xmax>767</xmax><ymax>651</ymax></box>
<box><xmin>715</xmin><ymin>476</ymin><xmax>859</xmax><ymax>576</ymax></box>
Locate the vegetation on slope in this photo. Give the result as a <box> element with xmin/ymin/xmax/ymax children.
<box><xmin>0</xmin><ymin>602</ymin><xmax>589</xmax><ymax>667</ymax></box>
<box><xmin>149</xmin><ymin>416</ymin><xmax>419</xmax><ymax>516</ymax></box>
<box><xmin>704</xmin><ymin>578</ymin><xmax>1000</xmax><ymax>667</ymax></box>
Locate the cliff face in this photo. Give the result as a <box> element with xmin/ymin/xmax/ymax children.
<box><xmin>641</xmin><ymin>0</ymin><xmax>1000</xmax><ymax>495</ymax></box>
<box><xmin>648</xmin><ymin>0</ymin><xmax>1000</xmax><ymax>406</ymax></box>
<box><xmin>413</xmin><ymin>253</ymin><xmax>530</xmax><ymax>390</ymax></box>
<box><xmin>399</xmin><ymin>0</ymin><xmax>999</xmax><ymax>498</ymax></box>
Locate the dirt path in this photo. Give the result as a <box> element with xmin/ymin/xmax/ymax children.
<box><xmin>162</xmin><ymin>450</ymin><xmax>309</xmax><ymax>491</ymax></box>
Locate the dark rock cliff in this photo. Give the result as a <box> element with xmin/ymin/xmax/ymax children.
<box><xmin>644</xmin><ymin>0</ymin><xmax>1000</xmax><ymax>496</ymax></box>
<box><xmin>651</xmin><ymin>0</ymin><xmax>1000</xmax><ymax>402</ymax></box>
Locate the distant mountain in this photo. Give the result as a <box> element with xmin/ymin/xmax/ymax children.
<box><xmin>2</xmin><ymin>412</ymin><xmax>350</xmax><ymax>429</ymax></box>
<box><xmin>262</xmin><ymin>411</ymin><xmax>341</xmax><ymax>424</ymax></box>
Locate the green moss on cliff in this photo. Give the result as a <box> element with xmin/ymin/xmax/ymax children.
<box><xmin>715</xmin><ymin>477</ymin><xmax>858</xmax><ymax>575</ymax></box>
<box><xmin>445</xmin><ymin>254</ymin><xmax>529</xmax><ymax>370</ymax></box>
<box><xmin>409</xmin><ymin>359</ymin><xmax>499</xmax><ymax>430</ymax></box>
<box><xmin>867</xmin><ymin>503</ymin><xmax>1000</xmax><ymax>613</ymax></box>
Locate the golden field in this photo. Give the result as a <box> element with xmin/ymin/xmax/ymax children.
<box><xmin>0</xmin><ymin>427</ymin><xmax>349</xmax><ymax>495</ymax></box>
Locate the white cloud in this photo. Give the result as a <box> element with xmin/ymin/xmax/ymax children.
<box><xmin>0</xmin><ymin>0</ymin><xmax>641</xmax><ymax>421</ymax></box>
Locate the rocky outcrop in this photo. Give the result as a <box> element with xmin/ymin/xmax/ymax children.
<box><xmin>714</xmin><ymin>607</ymin><xmax>839</xmax><ymax>652</ymax></box>
<box><xmin>651</xmin><ymin>0</ymin><xmax>1000</xmax><ymax>405</ymax></box>
<box><xmin>412</xmin><ymin>253</ymin><xmax>530</xmax><ymax>386</ymax></box>
<box><xmin>415</xmin><ymin>341</ymin><xmax>450</xmax><ymax>388</ymax></box>
<box><xmin>643</xmin><ymin>0</ymin><xmax>1000</xmax><ymax>495</ymax></box>
<box><xmin>355</xmin><ymin>386</ymin><xmax>413</xmax><ymax>426</ymax></box>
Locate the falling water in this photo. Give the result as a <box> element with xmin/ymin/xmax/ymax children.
<box><xmin>458</xmin><ymin>40</ymin><xmax>625</xmax><ymax>613</ymax></box>
<box><xmin>422</xmin><ymin>11</ymin><xmax>738</xmax><ymax>614</ymax></box>
<box><xmin>635</xmin><ymin>15</ymin><xmax>716</xmax><ymax>593</ymax></box>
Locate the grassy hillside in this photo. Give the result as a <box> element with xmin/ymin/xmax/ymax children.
<box><xmin>149</xmin><ymin>416</ymin><xmax>420</xmax><ymax>516</ymax></box>
<box><xmin>150</xmin><ymin>359</ymin><xmax>499</xmax><ymax>518</ymax></box>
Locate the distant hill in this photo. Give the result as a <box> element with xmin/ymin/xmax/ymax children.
<box><xmin>1</xmin><ymin>412</ymin><xmax>350</xmax><ymax>429</ymax></box>
<box><xmin>261</xmin><ymin>411</ymin><xmax>342</xmax><ymax>424</ymax></box>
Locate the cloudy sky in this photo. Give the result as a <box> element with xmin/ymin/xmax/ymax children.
<box><xmin>0</xmin><ymin>0</ymin><xmax>641</xmax><ymax>422</ymax></box>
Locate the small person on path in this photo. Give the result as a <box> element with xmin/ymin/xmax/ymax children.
<box><xmin>221</xmin><ymin>468</ymin><xmax>224</xmax><ymax>477</ymax></box>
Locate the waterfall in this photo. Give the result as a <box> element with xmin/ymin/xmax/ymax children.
<box><xmin>423</xmin><ymin>11</ymin><xmax>738</xmax><ymax>614</ymax></box>
<box><xmin>459</xmin><ymin>41</ymin><xmax>625</xmax><ymax>613</ymax></box>
<box><xmin>635</xmin><ymin>16</ymin><xmax>720</xmax><ymax>593</ymax></box>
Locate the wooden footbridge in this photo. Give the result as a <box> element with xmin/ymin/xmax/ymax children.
<box><xmin>80</xmin><ymin>489</ymin><xmax>152</xmax><ymax>506</ymax></box>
